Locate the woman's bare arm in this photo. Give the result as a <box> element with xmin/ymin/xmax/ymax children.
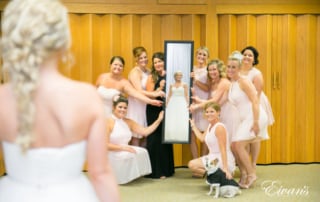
<box><xmin>125</xmin><ymin>111</ymin><xmax>164</xmax><ymax>136</ymax></box>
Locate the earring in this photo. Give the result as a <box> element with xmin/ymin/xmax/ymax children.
<box><xmin>61</xmin><ymin>51</ymin><xmax>75</xmax><ymax>68</ymax></box>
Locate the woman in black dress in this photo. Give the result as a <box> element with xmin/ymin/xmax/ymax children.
<box><xmin>145</xmin><ymin>52</ymin><xmax>175</xmax><ymax>179</ymax></box>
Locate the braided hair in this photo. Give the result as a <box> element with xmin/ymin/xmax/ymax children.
<box><xmin>1</xmin><ymin>0</ymin><xmax>70</xmax><ymax>150</ymax></box>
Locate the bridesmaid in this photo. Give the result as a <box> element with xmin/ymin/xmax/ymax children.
<box><xmin>240</xmin><ymin>46</ymin><xmax>274</xmax><ymax>171</ymax></box>
<box><xmin>190</xmin><ymin>59</ymin><xmax>239</xmax><ymax>143</ymax></box>
<box><xmin>95</xmin><ymin>56</ymin><xmax>162</xmax><ymax>117</ymax></box>
<box><xmin>188</xmin><ymin>102</ymin><xmax>236</xmax><ymax>179</ymax></box>
<box><xmin>190</xmin><ymin>46</ymin><xmax>210</xmax><ymax>159</ymax></box>
<box><xmin>145</xmin><ymin>52</ymin><xmax>175</xmax><ymax>179</ymax></box>
<box><xmin>106</xmin><ymin>95</ymin><xmax>163</xmax><ymax>184</ymax></box>
<box><xmin>227</xmin><ymin>51</ymin><xmax>268</xmax><ymax>189</ymax></box>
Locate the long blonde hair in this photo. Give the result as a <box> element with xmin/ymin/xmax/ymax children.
<box><xmin>1</xmin><ymin>0</ymin><xmax>70</xmax><ymax>150</ymax></box>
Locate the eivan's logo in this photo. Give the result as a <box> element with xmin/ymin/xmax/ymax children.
<box><xmin>261</xmin><ymin>180</ymin><xmax>309</xmax><ymax>197</ymax></box>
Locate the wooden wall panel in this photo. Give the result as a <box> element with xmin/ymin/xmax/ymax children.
<box><xmin>218</xmin><ymin>15</ymin><xmax>237</xmax><ymax>62</ymax></box>
<box><xmin>80</xmin><ymin>14</ymin><xmax>93</xmax><ymax>83</ymax></box>
<box><xmin>121</xmin><ymin>15</ymin><xmax>138</xmax><ymax>75</ymax></box>
<box><xmin>140</xmin><ymin>15</ymin><xmax>156</xmax><ymax>55</ymax></box>
<box><xmin>270</xmin><ymin>15</ymin><xmax>282</xmax><ymax>163</ymax></box>
<box><xmin>161</xmin><ymin>15</ymin><xmax>182</xmax><ymax>41</ymax></box>
<box><xmin>158</xmin><ymin>0</ymin><xmax>207</xmax><ymax>4</ymax></box>
<box><xmin>295</xmin><ymin>15</ymin><xmax>316</xmax><ymax>162</ymax></box>
<box><xmin>278</xmin><ymin>15</ymin><xmax>296</xmax><ymax>163</ymax></box>
<box><xmin>304</xmin><ymin>15</ymin><xmax>317</xmax><ymax>162</ymax></box>
<box><xmin>316</xmin><ymin>16</ymin><xmax>320</xmax><ymax>162</ymax></box>
<box><xmin>148</xmin><ymin>15</ymin><xmax>163</xmax><ymax>53</ymax></box>
<box><xmin>236</xmin><ymin>15</ymin><xmax>257</xmax><ymax>49</ymax></box>
<box><xmin>92</xmin><ymin>14</ymin><xmax>117</xmax><ymax>83</ymax></box>
<box><xmin>255</xmin><ymin>15</ymin><xmax>273</xmax><ymax>164</ymax></box>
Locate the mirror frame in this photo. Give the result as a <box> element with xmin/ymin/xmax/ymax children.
<box><xmin>162</xmin><ymin>40</ymin><xmax>194</xmax><ymax>144</ymax></box>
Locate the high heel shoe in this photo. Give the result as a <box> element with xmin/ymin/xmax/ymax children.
<box><xmin>246</xmin><ymin>174</ymin><xmax>257</xmax><ymax>188</ymax></box>
<box><xmin>238</xmin><ymin>174</ymin><xmax>248</xmax><ymax>189</ymax></box>
<box><xmin>238</xmin><ymin>174</ymin><xmax>247</xmax><ymax>184</ymax></box>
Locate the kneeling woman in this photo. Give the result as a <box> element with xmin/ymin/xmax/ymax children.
<box><xmin>188</xmin><ymin>102</ymin><xmax>236</xmax><ymax>179</ymax></box>
<box><xmin>106</xmin><ymin>95</ymin><xmax>164</xmax><ymax>184</ymax></box>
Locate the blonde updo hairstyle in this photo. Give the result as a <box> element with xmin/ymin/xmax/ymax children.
<box><xmin>1</xmin><ymin>0</ymin><xmax>71</xmax><ymax>150</ymax></box>
<box><xmin>133</xmin><ymin>46</ymin><xmax>147</xmax><ymax>61</ymax></box>
<box><xmin>228</xmin><ymin>51</ymin><xmax>243</xmax><ymax>68</ymax></box>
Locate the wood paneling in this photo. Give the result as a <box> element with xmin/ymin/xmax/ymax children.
<box><xmin>256</xmin><ymin>15</ymin><xmax>273</xmax><ymax>164</ymax></box>
<box><xmin>65</xmin><ymin>4</ymin><xmax>208</xmax><ymax>14</ymax></box>
<box><xmin>216</xmin><ymin>5</ymin><xmax>320</xmax><ymax>14</ymax></box>
<box><xmin>316</xmin><ymin>16</ymin><xmax>320</xmax><ymax>162</ymax></box>
<box><xmin>295</xmin><ymin>15</ymin><xmax>316</xmax><ymax>162</ymax></box>
<box><xmin>158</xmin><ymin>0</ymin><xmax>207</xmax><ymax>4</ymax></box>
<box><xmin>218</xmin><ymin>15</ymin><xmax>237</xmax><ymax>62</ymax></box>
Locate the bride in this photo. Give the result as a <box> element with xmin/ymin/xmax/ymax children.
<box><xmin>0</xmin><ymin>0</ymin><xmax>119</xmax><ymax>201</ymax></box>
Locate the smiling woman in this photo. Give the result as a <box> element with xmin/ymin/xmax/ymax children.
<box><xmin>105</xmin><ymin>94</ymin><xmax>164</xmax><ymax>184</ymax></box>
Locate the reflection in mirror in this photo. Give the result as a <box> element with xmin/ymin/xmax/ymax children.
<box><xmin>163</xmin><ymin>40</ymin><xmax>194</xmax><ymax>143</ymax></box>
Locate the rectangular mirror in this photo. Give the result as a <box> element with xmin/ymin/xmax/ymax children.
<box><xmin>162</xmin><ymin>40</ymin><xmax>194</xmax><ymax>143</ymax></box>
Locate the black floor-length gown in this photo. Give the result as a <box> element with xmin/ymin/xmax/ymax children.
<box><xmin>146</xmin><ymin>75</ymin><xmax>175</xmax><ymax>178</ymax></box>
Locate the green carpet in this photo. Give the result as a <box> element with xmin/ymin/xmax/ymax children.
<box><xmin>119</xmin><ymin>164</ymin><xmax>320</xmax><ymax>202</ymax></box>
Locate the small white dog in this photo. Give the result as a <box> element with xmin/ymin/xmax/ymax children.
<box><xmin>204</xmin><ymin>158</ymin><xmax>241</xmax><ymax>198</ymax></box>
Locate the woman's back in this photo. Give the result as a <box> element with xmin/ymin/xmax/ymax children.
<box><xmin>0</xmin><ymin>72</ymin><xmax>103</xmax><ymax>147</ymax></box>
<box><xmin>0</xmin><ymin>71</ymin><xmax>110</xmax><ymax>202</ymax></box>
<box><xmin>0</xmin><ymin>0</ymin><xmax>119</xmax><ymax>201</ymax></box>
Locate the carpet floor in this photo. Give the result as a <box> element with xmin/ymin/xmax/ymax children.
<box><xmin>119</xmin><ymin>164</ymin><xmax>320</xmax><ymax>202</ymax></box>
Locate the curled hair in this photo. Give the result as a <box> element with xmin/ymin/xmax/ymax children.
<box><xmin>1</xmin><ymin>0</ymin><xmax>70</xmax><ymax>150</ymax></box>
<box><xmin>204</xmin><ymin>102</ymin><xmax>221</xmax><ymax>113</ymax></box>
<box><xmin>241</xmin><ymin>46</ymin><xmax>259</xmax><ymax>66</ymax></box>
<box><xmin>150</xmin><ymin>52</ymin><xmax>165</xmax><ymax>84</ymax></box>
<box><xmin>133</xmin><ymin>46</ymin><xmax>147</xmax><ymax>58</ymax></box>
<box><xmin>207</xmin><ymin>59</ymin><xmax>226</xmax><ymax>79</ymax></box>
<box><xmin>112</xmin><ymin>94</ymin><xmax>128</xmax><ymax>107</ymax></box>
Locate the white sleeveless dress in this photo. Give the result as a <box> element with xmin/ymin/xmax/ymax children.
<box><xmin>228</xmin><ymin>81</ymin><xmax>268</xmax><ymax>142</ymax></box>
<box><xmin>164</xmin><ymin>85</ymin><xmax>189</xmax><ymax>142</ymax></box>
<box><xmin>97</xmin><ymin>86</ymin><xmax>121</xmax><ymax>117</ymax></box>
<box><xmin>201</xmin><ymin>122</ymin><xmax>236</xmax><ymax>173</ymax></box>
<box><xmin>0</xmin><ymin>141</ymin><xmax>99</xmax><ymax>202</ymax></box>
<box><xmin>241</xmin><ymin>67</ymin><xmax>275</xmax><ymax>125</ymax></box>
<box><xmin>108</xmin><ymin>115</ymin><xmax>152</xmax><ymax>184</ymax></box>
<box><xmin>127</xmin><ymin>70</ymin><xmax>149</xmax><ymax>138</ymax></box>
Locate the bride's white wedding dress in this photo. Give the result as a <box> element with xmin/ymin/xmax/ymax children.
<box><xmin>0</xmin><ymin>141</ymin><xmax>99</xmax><ymax>202</ymax></box>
